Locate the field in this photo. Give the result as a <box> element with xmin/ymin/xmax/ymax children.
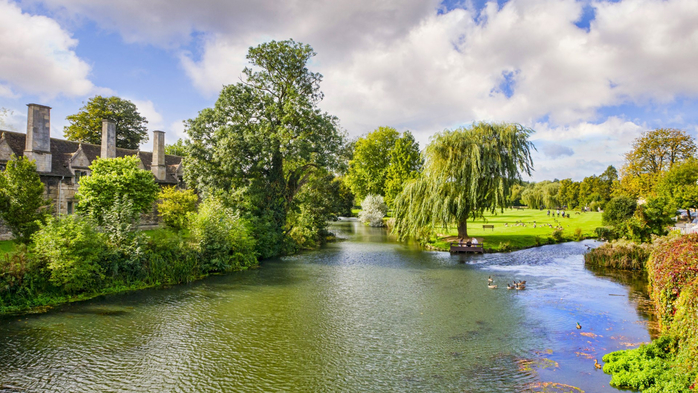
<box><xmin>427</xmin><ymin>208</ymin><xmax>603</xmax><ymax>252</ymax></box>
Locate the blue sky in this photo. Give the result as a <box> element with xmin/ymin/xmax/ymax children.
<box><xmin>1</xmin><ymin>0</ymin><xmax>697</xmax><ymax>181</ymax></box>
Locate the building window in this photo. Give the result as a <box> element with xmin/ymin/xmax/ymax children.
<box><xmin>67</xmin><ymin>201</ymin><xmax>74</xmax><ymax>215</ymax></box>
<box><xmin>0</xmin><ymin>162</ymin><xmax>5</xmax><ymax>171</ymax></box>
<box><xmin>74</xmin><ymin>170</ymin><xmax>88</xmax><ymax>184</ymax></box>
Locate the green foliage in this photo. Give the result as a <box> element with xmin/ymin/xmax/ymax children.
<box><xmin>287</xmin><ymin>172</ymin><xmax>348</xmax><ymax>249</ymax></box>
<box><xmin>331</xmin><ymin>177</ymin><xmax>355</xmax><ymax>217</ymax></box>
<box><xmin>393</xmin><ymin>122</ymin><xmax>534</xmax><ymax>240</ymax></box>
<box><xmin>184</xmin><ymin>39</ymin><xmax>343</xmax><ymax>258</ymax></box>
<box><xmin>602</xmin><ymin>336</ymin><xmax>694</xmax><ymax>392</ymax></box>
<box><xmin>76</xmin><ymin>156</ymin><xmax>159</xmax><ymax>225</ymax></box>
<box><xmin>619</xmin><ymin>128</ymin><xmax>696</xmax><ymax>198</ymax></box>
<box><xmin>358</xmin><ymin>194</ymin><xmax>388</xmax><ymax>227</ymax></box>
<box><xmin>164</xmin><ymin>138</ymin><xmax>188</xmax><ymax>157</ymax></box>
<box><xmin>655</xmin><ymin>159</ymin><xmax>698</xmax><ymax>210</ymax></box>
<box><xmin>157</xmin><ymin>186</ymin><xmax>198</xmax><ymax>231</ymax></box>
<box><xmin>603</xmin><ymin>196</ymin><xmax>637</xmax><ymax>226</ymax></box>
<box><xmin>584</xmin><ymin>239</ymin><xmax>652</xmax><ymax>270</ymax></box>
<box><xmin>383</xmin><ymin>131</ymin><xmax>422</xmax><ymax>208</ymax></box>
<box><xmin>64</xmin><ymin>95</ymin><xmax>149</xmax><ymax>149</ymax></box>
<box><xmin>30</xmin><ymin>215</ymin><xmax>107</xmax><ymax>293</ymax></box>
<box><xmin>551</xmin><ymin>228</ymin><xmax>564</xmax><ymax>242</ymax></box>
<box><xmin>189</xmin><ymin>198</ymin><xmax>257</xmax><ymax>272</ymax></box>
<box><xmin>0</xmin><ymin>154</ymin><xmax>49</xmax><ymax>243</ymax></box>
<box><xmin>345</xmin><ymin>126</ymin><xmax>399</xmax><ymax>202</ymax></box>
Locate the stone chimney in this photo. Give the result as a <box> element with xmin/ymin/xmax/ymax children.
<box><xmin>151</xmin><ymin>130</ymin><xmax>166</xmax><ymax>180</ymax></box>
<box><xmin>101</xmin><ymin>119</ymin><xmax>116</xmax><ymax>159</ymax></box>
<box><xmin>24</xmin><ymin>104</ymin><xmax>52</xmax><ymax>172</ymax></box>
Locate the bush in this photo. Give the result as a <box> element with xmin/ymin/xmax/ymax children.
<box><xmin>157</xmin><ymin>186</ymin><xmax>198</xmax><ymax>231</ymax></box>
<box><xmin>31</xmin><ymin>215</ymin><xmax>107</xmax><ymax>293</ymax></box>
<box><xmin>101</xmin><ymin>196</ymin><xmax>148</xmax><ymax>280</ymax></box>
<box><xmin>359</xmin><ymin>194</ymin><xmax>387</xmax><ymax>227</ymax></box>
<box><xmin>603</xmin><ymin>196</ymin><xmax>637</xmax><ymax>226</ymax></box>
<box><xmin>573</xmin><ymin>227</ymin><xmax>583</xmax><ymax>241</ymax></box>
<box><xmin>594</xmin><ymin>226</ymin><xmax>616</xmax><ymax>240</ymax></box>
<box><xmin>189</xmin><ymin>198</ymin><xmax>257</xmax><ymax>272</ymax></box>
<box><xmin>0</xmin><ymin>155</ymin><xmax>49</xmax><ymax>243</ymax></box>
<box><xmin>551</xmin><ymin>228</ymin><xmax>564</xmax><ymax>242</ymax></box>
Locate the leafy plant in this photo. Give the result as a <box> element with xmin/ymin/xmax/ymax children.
<box><xmin>157</xmin><ymin>186</ymin><xmax>198</xmax><ymax>232</ymax></box>
<box><xmin>0</xmin><ymin>155</ymin><xmax>50</xmax><ymax>243</ymax></box>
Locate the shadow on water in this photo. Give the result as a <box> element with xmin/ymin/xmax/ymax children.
<box><xmin>0</xmin><ymin>220</ymin><xmax>655</xmax><ymax>392</ymax></box>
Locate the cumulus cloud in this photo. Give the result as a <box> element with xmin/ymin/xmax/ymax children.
<box><xmin>541</xmin><ymin>143</ymin><xmax>574</xmax><ymax>159</ymax></box>
<box><xmin>23</xmin><ymin>0</ymin><xmax>698</xmax><ymax>179</ymax></box>
<box><xmin>0</xmin><ymin>0</ymin><xmax>96</xmax><ymax>99</ymax></box>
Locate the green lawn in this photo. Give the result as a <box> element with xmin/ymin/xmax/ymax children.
<box><xmin>428</xmin><ymin>208</ymin><xmax>603</xmax><ymax>252</ymax></box>
<box><xmin>0</xmin><ymin>240</ymin><xmax>16</xmax><ymax>256</ymax></box>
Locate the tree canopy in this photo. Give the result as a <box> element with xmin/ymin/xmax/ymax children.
<box><xmin>75</xmin><ymin>155</ymin><xmax>159</xmax><ymax>224</ymax></box>
<box><xmin>619</xmin><ymin>128</ymin><xmax>696</xmax><ymax>197</ymax></box>
<box><xmin>183</xmin><ymin>39</ymin><xmax>344</xmax><ymax>258</ymax></box>
<box><xmin>393</xmin><ymin>122</ymin><xmax>534</xmax><ymax>240</ymax></box>
<box><xmin>0</xmin><ymin>155</ymin><xmax>49</xmax><ymax>243</ymax></box>
<box><xmin>64</xmin><ymin>96</ymin><xmax>149</xmax><ymax>149</ymax></box>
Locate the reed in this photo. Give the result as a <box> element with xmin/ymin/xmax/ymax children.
<box><xmin>584</xmin><ymin>240</ymin><xmax>652</xmax><ymax>271</ymax></box>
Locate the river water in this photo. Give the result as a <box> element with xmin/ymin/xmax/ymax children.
<box><xmin>0</xmin><ymin>220</ymin><xmax>653</xmax><ymax>392</ymax></box>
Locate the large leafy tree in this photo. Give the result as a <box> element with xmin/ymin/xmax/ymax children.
<box><xmin>344</xmin><ymin>126</ymin><xmax>400</xmax><ymax>202</ymax></box>
<box><xmin>184</xmin><ymin>40</ymin><xmax>343</xmax><ymax>258</ymax></box>
<box><xmin>654</xmin><ymin>159</ymin><xmax>698</xmax><ymax>211</ymax></box>
<box><xmin>64</xmin><ymin>96</ymin><xmax>149</xmax><ymax>149</ymax></box>
<box><xmin>75</xmin><ymin>156</ymin><xmax>159</xmax><ymax>224</ymax></box>
<box><xmin>384</xmin><ymin>131</ymin><xmax>422</xmax><ymax>208</ymax></box>
<box><xmin>0</xmin><ymin>155</ymin><xmax>49</xmax><ymax>243</ymax></box>
<box><xmin>393</xmin><ymin>122</ymin><xmax>534</xmax><ymax>240</ymax></box>
<box><xmin>619</xmin><ymin>128</ymin><xmax>696</xmax><ymax>197</ymax></box>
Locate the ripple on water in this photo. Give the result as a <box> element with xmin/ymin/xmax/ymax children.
<box><xmin>0</xmin><ymin>225</ymin><xmax>651</xmax><ymax>392</ymax></box>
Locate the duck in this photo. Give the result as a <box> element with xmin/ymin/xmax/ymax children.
<box><xmin>594</xmin><ymin>359</ymin><xmax>602</xmax><ymax>369</ymax></box>
<box><xmin>576</xmin><ymin>322</ymin><xmax>582</xmax><ymax>329</ymax></box>
<box><xmin>488</xmin><ymin>283</ymin><xmax>498</xmax><ymax>289</ymax></box>
<box><xmin>515</xmin><ymin>284</ymin><xmax>526</xmax><ymax>290</ymax></box>
<box><xmin>488</xmin><ymin>276</ymin><xmax>493</xmax><ymax>283</ymax></box>
<box><xmin>507</xmin><ymin>283</ymin><xmax>515</xmax><ymax>290</ymax></box>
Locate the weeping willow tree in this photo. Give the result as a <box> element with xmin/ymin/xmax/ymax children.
<box><xmin>393</xmin><ymin>122</ymin><xmax>535</xmax><ymax>241</ymax></box>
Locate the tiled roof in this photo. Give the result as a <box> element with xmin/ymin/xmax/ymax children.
<box><xmin>0</xmin><ymin>129</ymin><xmax>182</xmax><ymax>184</ymax></box>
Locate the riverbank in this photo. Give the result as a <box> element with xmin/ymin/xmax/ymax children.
<box><xmin>423</xmin><ymin>208</ymin><xmax>603</xmax><ymax>252</ymax></box>
<box><xmin>600</xmin><ymin>234</ymin><xmax>698</xmax><ymax>391</ymax></box>
<box><xmin>0</xmin><ymin>223</ymin><xmax>257</xmax><ymax>316</ymax></box>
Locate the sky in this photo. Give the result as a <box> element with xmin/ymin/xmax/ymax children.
<box><xmin>1</xmin><ymin>0</ymin><xmax>698</xmax><ymax>181</ymax></box>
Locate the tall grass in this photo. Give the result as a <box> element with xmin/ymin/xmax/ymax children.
<box><xmin>584</xmin><ymin>240</ymin><xmax>652</xmax><ymax>271</ymax></box>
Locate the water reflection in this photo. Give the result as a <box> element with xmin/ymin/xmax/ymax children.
<box><xmin>0</xmin><ymin>220</ymin><xmax>652</xmax><ymax>392</ymax></box>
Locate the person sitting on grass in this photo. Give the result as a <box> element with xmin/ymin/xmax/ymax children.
<box><xmin>472</xmin><ymin>237</ymin><xmax>479</xmax><ymax>246</ymax></box>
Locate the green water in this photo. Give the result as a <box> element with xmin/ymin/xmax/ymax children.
<box><xmin>0</xmin><ymin>220</ymin><xmax>653</xmax><ymax>392</ymax></box>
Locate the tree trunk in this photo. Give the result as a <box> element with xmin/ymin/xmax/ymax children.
<box><xmin>457</xmin><ymin>220</ymin><xmax>468</xmax><ymax>239</ymax></box>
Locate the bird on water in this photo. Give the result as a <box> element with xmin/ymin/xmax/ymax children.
<box><xmin>576</xmin><ymin>322</ymin><xmax>582</xmax><ymax>329</ymax></box>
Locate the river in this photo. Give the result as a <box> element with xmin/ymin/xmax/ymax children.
<box><xmin>0</xmin><ymin>219</ymin><xmax>654</xmax><ymax>392</ymax></box>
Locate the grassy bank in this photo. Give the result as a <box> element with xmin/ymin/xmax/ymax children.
<box><xmin>602</xmin><ymin>234</ymin><xmax>698</xmax><ymax>392</ymax></box>
<box><xmin>584</xmin><ymin>240</ymin><xmax>653</xmax><ymax>271</ymax></box>
<box><xmin>424</xmin><ymin>208</ymin><xmax>603</xmax><ymax>252</ymax></box>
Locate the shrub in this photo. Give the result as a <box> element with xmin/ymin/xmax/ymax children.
<box><xmin>594</xmin><ymin>226</ymin><xmax>616</xmax><ymax>241</ymax></box>
<box><xmin>157</xmin><ymin>186</ymin><xmax>198</xmax><ymax>231</ymax></box>
<box><xmin>0</xmin><ymin>155</ymin><xmax>50</xmax><ymax>243</ymax></box>
<box><xmin>359</xmin><ymin>194</ymin><xmax>387</xmax><ymax>227</ymax></box>
<box><xmin>573</xmin><ymin>227</ymin><xmax>583</xmax><ymax>241</ymax></box>
<box><xmin>30</xmin><ymin>215</ymin><xmax>107</xmax><ymax>293</ymax></box>
<box><xmin>603</xmin><ymin>196</ymin><xmax>637</xmax><ymax>226</ymax></box>
<box><xmin>101</xmin><ymin>196</ymin><xmax>148</xmax><ymax>280</ymax></box>
<box><xmin>551</xmin><ymin>228</ymin><xmax>564</xmax><ymax>242</ymax></box>
<box><xmin>76</xmin><ymin>156</ymin><xmax>159</xmax><ymax>224</ymax></box>
<box><xmin>189</xmin><ymin>198</ymin><xmax>257</xmax><ymax>272</ymax></box>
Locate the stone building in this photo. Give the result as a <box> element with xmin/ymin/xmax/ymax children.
<box><xmin>0</xmin><ymin>103</ymin><xmax>183</xmax><ymax>239</ymax></box>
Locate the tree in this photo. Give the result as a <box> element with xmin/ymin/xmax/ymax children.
<box><xmin>508</xmin><ymin>183</ymin><xmax>525</xmax><ymax>206</ymax></box>
<box><xmin>557</xmin><ymin>178</ymin><xmax>579</xmax><ymax>209</ymax></box>
<box><xmin>75</xmin><ymin>155</ymin><xmax>159</xmax><ymax>224</ymax></box>
<box><xmin>184</xmin><ymin>40</ymin><xmax>344</xmax><ymax>258</ymax></box>
<box><xmin>359</xmin><ymin>194</ymin><xmax>388</xmax><ymax>227</ymax></box>
<box><xmin>0</xmin><ymin>155</ymin><xmax>49</xmax><ymax>243</ymax></box>
<box><xmin>157</xmin><ymin>186</ymin><xmax>198</xmax><ymax>231</ymax></box>
<box><xmin>542</xmin><ymin>182</ymin><xmax>560</xmax><ymax>209</ymax></box>
<box><xmin>384</xmin><ymin>131</ymin><xmax>422</xmax><ymax>208</ymax></box>
<box><xmin>393</xmin><ymin>122</ymin><xmax>534</xmax><ymax>240</ymax></box>
<box><xmin>164</xmin><ymin>138</ymin><xmax>188</xmax><ymax>157</ymax></box>
<box><xmin>64</xmin><ymin>96</ymin><xmax>149</xmax><ymax>149</ymax></box>
<box><xmin>654</xmin><ymin>159</ymin><xmax>698</xmax><ymax>211</ymax></box>
<box><xmin>602</xmin><ymin>196</ymin><xmax>637</xmax><ymax>226</ymax></box>
<box><xmin>345</xmin><ymin>127</ymin><xmax>400</xmax><ymax>202</ymax></box>
<box><xmin>619</xmin><ymin>128</ymin><xmax>696</xmax><ymax>197</ymax></box>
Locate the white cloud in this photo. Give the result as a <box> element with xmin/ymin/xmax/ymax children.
<box><xmin>130</xmin><ymin>98</ymin><xmax>164</xmax><ymax>131</ymax></box>
<box><xmin>0</xmin><ymin>0</ymin><xmax>96</xmax><ymax>99</ymax></box>
<box><xmin>23</xmin><ymin>0</ymin><xmax>698</xmax><ymax>179</ymax></box>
